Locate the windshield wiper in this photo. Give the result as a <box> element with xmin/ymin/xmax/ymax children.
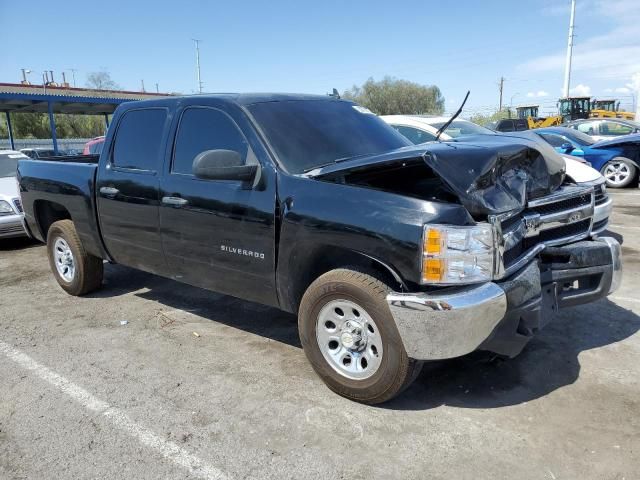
<box><xmin>303</xmin><ymin>153</ymin><xmax>374</xmax><ymax>173</ymax></box>
<box><xmin>435</xmin><ymin>90</ymin><xmax>470</xmax><ymax>141</ymax></box>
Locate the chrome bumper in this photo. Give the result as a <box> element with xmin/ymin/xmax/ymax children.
<box><xmin>387</xmin><ymin>283</ymin><xmax>507</xmax><ymax>360</ymax></box>
<box><xmin>386</xmin><ymin>237</ymin><xmax>622</xmax><ymax>361</ymax></box>
<box><xmin>593</xmin><ymin>197</ymin><xmax>613</xmax><ymax>234</ymax></box>
<box><xmin>0</xmin><ymin>214</ymin><xmax>27</xmax><ymax>238</ymax></box>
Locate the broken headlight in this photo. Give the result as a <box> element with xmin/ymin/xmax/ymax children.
<box><xmin>421</xmin><ymin>224</ymin><xmax>497</xmax><ymax>284</ymax></box>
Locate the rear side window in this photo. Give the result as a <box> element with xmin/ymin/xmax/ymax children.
<box><xmin>540</xmin><ymin>133</ymin><xmax>567</xmax><ymax>147</ymax></box>
<box><xmin>576</xmin><ymin>122</ymin><xmax>596</xmax><ymax>135</ymax></box>
<box><xmin>392</xmin><ymin>125</ymin><xmax>436</xmax><ymax>144</ymax></box>
<box><xmin>498</xmin><ymin>120</ymin><xmax>514</xmax><ymax>132</ymax></box>
<box><xmin>112</xmin><ymin>108</ymin><xmax>167</xmax><ymax>171</ymax></box>
<box><xmin>172</xmin><ymin>107</ymin><xmax>249</xmax><ymax>175</ymax></box>
<box><xmin>515</xmin><ymin>120</ymin><xmax>528</xmax><ymax>131</ymax></box>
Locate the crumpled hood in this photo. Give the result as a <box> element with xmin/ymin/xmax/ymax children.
<box><xmin>307</xmin><ymin>136</ymin><xmax>565</xmax><ymax>216</ymax></box>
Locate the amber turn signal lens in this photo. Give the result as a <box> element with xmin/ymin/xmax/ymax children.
<box><xmin>425</xmin><ymin>228</ymin><xmax>442</xmax><ymax>254</ymax></box>
<box><xmin>423</xmin><ymin>258</ymin><xmax>444</xmax><ymax>282</ymax></box>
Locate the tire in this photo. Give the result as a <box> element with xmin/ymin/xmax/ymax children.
<box><xmin>298</xmin><ymin>268</ymin><xmax>422</xmax><ymax>404</ymax></box>
<box><xmin>601</xmin><ymin>158</ymin><xmax>637</xmax><ymax>188</ymax></box>
<box><xmin>47</xmin><ymin>220</ymin><xmax>103</xmax><ymax>296</ymax></box>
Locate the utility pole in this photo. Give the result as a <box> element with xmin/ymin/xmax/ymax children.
<box><xmin>69</xmin><ymin>68</ymin><xmax>77</xmax><ymax>87</ymax></box>
<box><xmin>498</xmin><ymin>76</ymin><xmax>505</xmax><ymax>111</ymax></box>
<box><xmin>155</xmin><ymin>83</ymin><xmax>159</xmax><ymax>93</ymax></box>
<box><xmin>20</xmin><ymin>68</ymin><xmax>31</xmax><ymax>84</ymax></box>
<box><xmin>563</xmin><ymin>0</ymin><xmax>576</xmax><ymax>98</ymax></box>
<box><xmin>192</xmin><ymin>38</ymin><xmax>203</xmax><ymax>93</ymax></box>
<box><xmin>141</xmin><ymin>79</ymin><xmax>146</xmax><ymax>92</ymax></box>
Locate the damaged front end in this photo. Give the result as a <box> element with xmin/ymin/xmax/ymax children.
<box><xmin>308</xmin><ymin>139</ymin><xmax>622</xmax><ymax>360</ymax></box>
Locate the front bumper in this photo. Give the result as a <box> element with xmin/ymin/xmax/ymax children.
<box><xmin>387</xmin><ymin>237</ymin><xmax>622</xmax><ymax>360</ymax></box>
<box><xmin>0</xmin><ymin>214</ymin><xmax>28</xmax><ymax>239</ymax></box>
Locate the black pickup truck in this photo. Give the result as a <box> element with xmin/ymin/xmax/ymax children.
<box><xmin>17</xmin><ymin>94</ymin><xmax>622</xmax><ymax>404</ymax></box>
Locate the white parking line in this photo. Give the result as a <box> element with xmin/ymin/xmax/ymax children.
<box><xmin>0</xmin><ymin>340</ymin><xmax>228</xmax><ymax>480</ymax></box>
<box><xmin>608</xmin><ymin>224</ymin><xmax>640</xmax><ymax>230</ymax></box>
<box><xmin>611</xmin><ymin>296</ymin><xmax>640</xmax><ymax>304</ymax></box>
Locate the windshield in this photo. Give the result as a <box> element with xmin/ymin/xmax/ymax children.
<box><xmin>247</xmin><ymin>100</ymin><xmax>411</xmax><ymax>173</ymax></box>
<box><xmin>0</xmin><ymin>153</ymin><xmax>25</xmax><ymax>177</ymax></box>
<box><xmin>429</xmin><ymin>120</ymin><xmax>494</xmax><ymax>138</ymax></box>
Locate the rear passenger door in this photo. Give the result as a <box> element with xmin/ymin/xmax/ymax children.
<box><xmin>96</xmin><ymin>107</ymin><xmax>170</xmax><ymax>275</ymax></box>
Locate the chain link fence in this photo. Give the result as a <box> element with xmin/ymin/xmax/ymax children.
<box><xmin>0</xmin><ymin>138</ymin><xmax>91</xmax><ymax>153</ymax></box>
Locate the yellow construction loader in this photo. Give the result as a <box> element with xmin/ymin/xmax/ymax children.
<box><xmin>517</xmin><ymin>97</ymin><xmax>592</xmax><ymax>129</ymax></box>
<box><xmin>590</xmin><ymin>99</ymin><xmax>635</xmax><ymax>120</ymax></box>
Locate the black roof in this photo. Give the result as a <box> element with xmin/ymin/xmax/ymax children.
<box><xmin>118</xmin><ymin>93</ymin><xmax>344</xmax><ymax>111</ymax></box>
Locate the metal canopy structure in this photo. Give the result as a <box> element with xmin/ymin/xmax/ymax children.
<box><xmin>0</xmin><ymin>83</ymin><xmax>171</xmax><ymax>153</ymax></box>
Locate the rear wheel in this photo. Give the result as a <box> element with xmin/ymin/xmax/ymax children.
<box><xmin>601</xmin><ymin>158</ymin><xmax>636</xmax><ymax>188</ymax></box>
<box><xmin>298</xmin><ymin>269</ymin><xmax>422</xmax><ymax>404</ymax></box>
<box><xmin>47</xmin><ymin>220</ymin><xmax>103</xmax><ymax>296</ymax></box>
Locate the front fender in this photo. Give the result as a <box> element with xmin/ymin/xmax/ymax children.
<box><xmin>275</xmin><ymin>174</ymin><xmax>473</xmax><ymax>312</ymax></box>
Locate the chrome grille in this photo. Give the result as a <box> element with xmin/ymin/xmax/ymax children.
<box><xmin>13</xmin><ymin>198</ymin><xmax>23</xmax><ymax>213</ymax></box>
<box><xmin>491</xmin><ymin>185</ymin><xmax>595</xmax><ymax>278</ymax></box>
<box><xmin>0</xmin><ymin>224</ymin><xmax>24</xmax><ymax>235</ymax></box>
<box><xmin>594</xmin><ymin>184</ymin><xmax>607</xmax><ymax>206</ymax></box>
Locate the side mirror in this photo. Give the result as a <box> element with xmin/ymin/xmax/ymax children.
<box><xmin>560</xmin><ymin>142</ymin><xmax>574</xmax><ymax>153</ymax></box>
<box><xmin>192</xmin><ymin>149</ymin><xmax>258</xmax><ymax>182</ymax></box>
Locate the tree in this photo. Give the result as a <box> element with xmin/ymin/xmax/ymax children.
<box><xmin>86</xmin><ymin>71</ymin><xmax>121</xmax><ymax>91</ymax></box>
<box><xmin>469</xmin><ymin>108</ymin><xmax>513</xmax><ymax>127</ymax></box>
<box><xmin>343</xmin><ymin>77</ymin><xmax>445</xmax><ymax>115</ymax></box>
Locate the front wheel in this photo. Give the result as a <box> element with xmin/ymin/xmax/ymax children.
<box><xmin>601</xmin><ymin>158</ymin><xmax>637</xmax><ymax>188</ymax></box>
<box><xmin>298</xmin><ymin>269</ymin><xmax>422</xmax><ymax>404</ymax></box>
<box><xmin>47</xmin><ymin>220</ymin><xmax>103</xmax><ymax>296</ymax></box>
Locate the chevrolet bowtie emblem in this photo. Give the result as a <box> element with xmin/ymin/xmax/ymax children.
<box><xmin>523</xmin><ymin>213</ymin><xmax>541</xmax><ymax>237</ymax></box>
<box><xmin>569</xmin><ymin>212</ymin><xmax>583</xmax><ymax>223</ymax></box>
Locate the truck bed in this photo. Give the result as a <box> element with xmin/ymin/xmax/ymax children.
<box><xmin>17</xmin><ymin>158</ymin><xmax>106</xmax><ymax>259</ymax></box>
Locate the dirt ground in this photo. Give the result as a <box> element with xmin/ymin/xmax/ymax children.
<box><xmin>0</xmin><ymin>190</ymin><xmax>638</xmax><ymax>480</ymax></box>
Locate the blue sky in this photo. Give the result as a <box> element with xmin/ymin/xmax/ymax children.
<box><xmin>1</xmin><ymin>0</ymin><xmax>638</xmax><ymax>116</ymax></box>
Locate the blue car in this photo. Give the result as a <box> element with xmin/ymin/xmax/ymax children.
<box><xmin>534</xmin><ymin>127</ymin><xmax>640</xmax><ymax>188</ymax></box>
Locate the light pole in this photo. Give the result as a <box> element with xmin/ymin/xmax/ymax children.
<box><xmin>192</xmin><ymin>38</ymin><xmax>203</xmax><ymax>94</ymax></box>
<box><xmin>562</xmin><ymin>0</ymin><xmax>577</xmax><ymax>98</ymax></box>
<box><xmin>509</xmin><ymin>93</ymin><xmax>520</xmax><ymax>117</ymax></box>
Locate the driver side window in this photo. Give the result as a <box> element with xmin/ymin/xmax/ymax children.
<box><xmin>172</xmin><ymin>107</ymin><xmax>249</xmax><ymax>175</ymax></box>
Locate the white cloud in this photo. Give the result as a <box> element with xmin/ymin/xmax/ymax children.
<box><xmin>570</xmin><ymin>84</ymin><xmax>591</xmax><ymax>96</ymax></box>
<box><xmin>615</xmin><ymin>87</ymin><xmax>631</xmax><ymax>94</ymax></box>
<box><xmin>526</xmin><ymin>90</ymin><xmax>549</xmax><ymax>98</ymax></box>
<box><xmin>604</xmin><ymin>88</ymin><xmax>613</xmax><ymax>93</ymax></box>
<box><xmin>519</xmin><ymin>0</ymin><xmax>640</xmax><ymax>79</ymax></box>
<box><xmin>627</xmin><ymin>73</ymin><xmax>640</xmax><ymax>92</ymax></box>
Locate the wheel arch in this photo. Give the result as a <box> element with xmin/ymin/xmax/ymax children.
<box><xmin>33</xmin><ymin>200</ymin><xmax>72</xmax><ymax>240</ymax></box>
<box><xmin>279</xmin><ymin>245</ymin><xmax>407</xmax><ymax>314</ymax></box>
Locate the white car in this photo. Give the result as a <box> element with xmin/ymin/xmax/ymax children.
<box><xmin>0</xmin><ymin>150</ymin><xmax>30</xmax><ymax>239</ymax></box>
<box><xmin>382</xmin><ymin>115</ymin><xmax>611</xmax><ymax>234</ymax></box>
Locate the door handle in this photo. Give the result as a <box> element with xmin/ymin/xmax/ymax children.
<box><xmin>99</xmin><ymin>186</ymin><xmax>119</xmax><ymax>197</ymax></box>
<box><xmin>162</xmin><ymin>196</ymin><xmax>188</xmax><ymax>207</ymax></box>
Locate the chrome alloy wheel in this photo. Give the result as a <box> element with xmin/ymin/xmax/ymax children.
<box><xmin>53</xmin><ymin>237</ymin><xmax>75</xmax><ymax>282</ymax></box>
<box><xmin>603</xmin><ymin>161</ymin><xmax>631</xmax><ymax>186</ymax></box>
<box><xmin>316</xmin><ymin>299</ymin><xmax>383</xmax><ymax>380</ymax></box>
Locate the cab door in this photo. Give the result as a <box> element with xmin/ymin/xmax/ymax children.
<box><xmin>159</xmin><ymin>104</ymin><xmax>278</xmax><ymax>306</ymax></box>
<box><xmin>96</xmin><ymin>107</ymin><xmax>171</xmax><ymax>275</ymax></box>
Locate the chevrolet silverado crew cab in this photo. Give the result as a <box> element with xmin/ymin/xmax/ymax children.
<box><xmin>17</xmin><ymin>94</ymin><xmax>622</xmax><ymax>404</ymax></box>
